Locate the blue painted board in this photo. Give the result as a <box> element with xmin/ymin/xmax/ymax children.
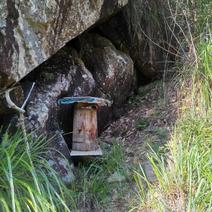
<box><xmin>58</xmin><ymin>96</ymin><xmax>112</xmax><ymax>106</ymax></box>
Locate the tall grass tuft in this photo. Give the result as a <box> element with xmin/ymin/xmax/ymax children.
<box><xmin>0</xmin><ymin>131</ymin><xmax>75</xmax><ymax>212</ymax></box>
<box><xmin>132</xmin><ymin>115</ymin><xmax>212</xmax><ymax>211</ymax></box>
<box><xmin>193</xmin><ymin>33</ymin><xmax>212</xmax><ymax>113</ymax></box>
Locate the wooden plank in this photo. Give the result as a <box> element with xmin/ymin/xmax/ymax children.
<box><xmin>58</xmin><ymin>96</ymin><xmax>112</xmax><ymax>107</ymax></box>
<box><xmin>72</xmin><ymin>104</ymin><xmax>98</xmax><ymax>151</ymax></box>
<box><xmin>70</xmin><ymin>147</ymin><xmax>103</xmax><ymax>156</ymax></box>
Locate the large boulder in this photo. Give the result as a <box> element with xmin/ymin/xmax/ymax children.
<box><xmin>79</xmin><ymin>33</ymin><xmax>134</xmax><ymax>106</ymax></box>
<box><xmin>25</xmin><ymin>47</ymin><xmax>95</xmax><ymax>134</ymax></box>
<box><xmin>98</xmin><ymin>0</ymin><xmax>175</xmax><ymax>79</ymax></box>
<box><xmin>78</xmin><ymin>33</ymin><xmax>134</xmax><ymax>131</ymax></box>
<box><xmin>0</xmin><ymin>0</ymin><xmax>128</xmax><ymax>91</ymax></box>
<box><xmin>23</xmin><ymin>48</ymin><xmax>95</xmax><ymax>185</ymax></box>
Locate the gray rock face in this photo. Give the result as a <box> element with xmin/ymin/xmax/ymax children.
<box><xmin>0</xmin><ymin>0</ymin><xmax>128</xmax><ymax>90</ymax></box>
<box><xmin>79</xmin><ymin>33</ymin><xmax>134</xmax><ymax>106</ymax></box>
<box><xmin>23</xmin><ymin>48</ymin><xmax>95</xmax><ymax>184</ymax></box>
<box><xmin>25</xmin><ymin>48</ymin><xmax>95</xmax><ymax>133</ymax></box>
<box><xmin>48</xmin><ymin>133</ymin><xmax>75</xmax><ymax>186</ymax></box>
<box><xmin>78</xmin><ymin>33</ymin><xmax>134</xmax><ymax>131</ymax></box>
<box><xmin>98</xmin><ymin>0</ymin><xmax>174</xmax><ymax>79</ymax></box>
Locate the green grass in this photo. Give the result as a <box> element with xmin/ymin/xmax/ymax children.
<box><xmin>133</xmin><ymin>114</ymin><xmax>212</xmax><ymax>211</ymax></box>
<box><xmin>152</xmin><ymin>127</ymin><xmax>169</xmax><ymax>141</ymax></box>
<box><xmin>71</xmin><ymin>143</ymin><xmax>130</xmax><ymax>210</ymax></box>
<box><xmin>135</xmin><ymin>117</ymin><xmax>150</xmax><ymax>131</ymax></box>
<box><xmin>192</xmin><ymin>35</ymin><xmax>212</xmax><ymax>113</ymax></box>
<box><xmin>0</xmin><ymin>131</ymin><xmax>75</xmax><ymax>212</ymax></box>
<box><xmin>131</xmin><ymin>0</ymin><xmax>212</xmax><ymax>211</ymax></box>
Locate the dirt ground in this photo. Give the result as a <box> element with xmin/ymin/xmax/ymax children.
<box><xmin>99</xmin><ymin>79</ymin><xmax>180</xmax><ymax>211</ymax></box>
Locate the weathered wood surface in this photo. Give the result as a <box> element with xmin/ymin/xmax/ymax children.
<box><xmin>72</xmin><ymin>103</ymin><xmax>98</xmax><ymax>151</ymax></box>
<box><xmin>70</xmin><ymin>147</ymin><xmax>102</xmax><ymax>156</ymax></box>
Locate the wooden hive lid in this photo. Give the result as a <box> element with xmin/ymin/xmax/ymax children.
<box><xmin>58</xmin><ymin>96</ymin><xmax>112</xmax><ymax>107</ymax></box>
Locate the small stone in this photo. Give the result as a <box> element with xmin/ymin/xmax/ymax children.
<box><xmin>143</xmin><ymin>161</ymin><xmax>157</xmax><ymax>183</ymax></box>
<box><xmin>107</xmin><ymin>171</ymin><xmax>126</xmax><ymax>183</ymax></box>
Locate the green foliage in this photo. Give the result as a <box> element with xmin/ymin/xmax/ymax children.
<box><xmin>0</xmin><ymin>131</ymin><xmax>75</xmax><ymax>212</ymax></box>
<box><xmin>133</xmin><ymin>115</ymin><xmax>212</xmax><ymax>211</ymax></box>
<box><xmin>193</xmin><ymin>35</ymin><xmax>212</xmax><ymax>112</ymax></box>
<box><xmin>131</xmin><ymin>0</ymin><xmax>212</xmax><ymax>211</ymax></box>
<box><xmin>152</xmin><ymin>127</ymin><xmax>169</xmax><ymax>141</ymax></box>
<box><xmin>135</xmin><ymin>117</ymin><xmax>150</xmax><ymax>131</ymax></box>
<box><xmin>72</xmin><ymin>143</ymin><xmax>129</xmax><ymax>209</ymax></box>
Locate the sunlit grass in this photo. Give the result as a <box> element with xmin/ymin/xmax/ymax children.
<box><xmin>132</xmin><ymin>114</ymin><xmax>212</xmax><ymax>211</ymax></box>
<box><xmin>131</xmin><ymin>0</ymin><xmax>212</xmax><ymax>211</ymax></box>
<box><xmin>193</xmin><ymin>34</ymin><xmax>212</xmax><ymax>113</ymax></box>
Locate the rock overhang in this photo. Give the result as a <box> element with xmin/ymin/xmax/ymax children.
<box><xmin>0</xmin><ymin>0</ymin><xmax>128</xmax><ymax>90</ymax></box>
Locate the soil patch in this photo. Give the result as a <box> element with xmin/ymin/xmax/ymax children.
<box><xmin>99</xmin><ymin>79</ymin><xmax>180</xmax><ymax>211</ymax></box>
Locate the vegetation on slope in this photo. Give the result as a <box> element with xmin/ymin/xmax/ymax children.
<box><xmin>71</xmin><ymin>143</ymin><xmax>131</xmax><ymax>211</ymax></box>
<box><xmin>132</xmin><ymin>0</ymin><xmax>212</xmax><ymax>211</ymax></box>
